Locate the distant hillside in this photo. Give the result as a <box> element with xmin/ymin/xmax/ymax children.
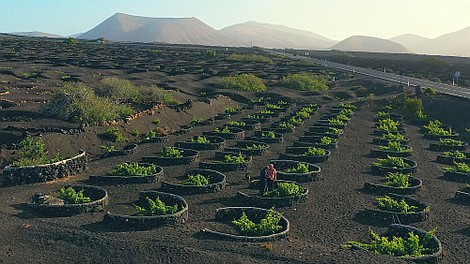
<box><xmin>221</xmin><ymin>21</ymin><xmax>336</xmax><ymax>49</ymax></box>
<box><xmin>331</xmin><ymin>36</ymin><xmax>408</xmax><ymax>53</ymax></box>
<box><xmin>8</xmin><ymin>31</ymin><xmax>63</xmax><ymax>38</ymax></box>
<box><xmin>424</xmin><ymin>26</ymin><xmax>470</xmax><ymax>57</ymax></box>
<box><xmin>389</xmin><ymin>34</ymin><xmax>430</xmax><ymax>52</ymax></box>
<box><xmin>79</xmin><ymin>13</ymin><xmax>237</xmax><ymax>46</ymax></box>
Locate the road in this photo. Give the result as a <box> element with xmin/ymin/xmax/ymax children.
<box><xmin>271</xmin><ymin>51</ymin><xmax>470</xmax><ymax>99</ymax></box>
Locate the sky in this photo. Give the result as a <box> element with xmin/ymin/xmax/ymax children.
<box><xmin>1</xmin><ymin>0</ymin><xmax>470</xmax><ymax>40</ymax></box>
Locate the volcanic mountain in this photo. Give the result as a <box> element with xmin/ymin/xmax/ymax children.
<box><xmin>220</xmin><ymin>21</ymin><xmax>336</xmax><ymax>49</ymax></box>
<box><xmin>331</xmin><ymin>36</ymin><xmax>408</xmax><ymax>53</ymax></box>
<box><xmin>79</xmin><ymin>13</ymin><xmax>237</xmax><ymax>46</ymax></box>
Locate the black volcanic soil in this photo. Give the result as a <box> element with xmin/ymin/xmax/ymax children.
<box><xmin>0</xmin><ymin>35</ymin><xmax>470</xmax><ymax>263</ymax></box>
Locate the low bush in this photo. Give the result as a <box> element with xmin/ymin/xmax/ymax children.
<box><xmin>320</xmin><ymin>136</ymin><xmax>333</xmax><ymax>145</ymax></box>
<box><xmin>189</xmin><ymin>136</ymin><xmax>210</xmax><ymax>144</ymax></box>
<box><xmin>281</xmin><ymin>73</ymin><xmax>329</xmax><ymax>92</ymax></box>
<box><xmin>377</xmin><ymin>118</ymin><xmax>400</xmax><ymax>132</ymax></box>
<box><xmin>42</xmin><ymin>79</ymin><xmax>175</xmax><ymax>124</ymax></box>
<box><xmin>384</xmin><ymin>173</ymin><xmax>410</xmax><ymax>188</ymax></box>
<box><xmin>374</xmin><ymin>156</ymin><xmax>411</xmax><ymax>168</ymax></box>
<box><xmin>443</xmin><ymin>151</ymin><xmax>467</xmax><ymax>158</ymax></box>
<box><xmin>243</xmin><ymin>144</ymin><xmax>266</xmax><ymax>150</ymax></box>
<box><xmin>135</xmin><ymin>196</ymin><xmax>178</xmax><ymax>216</ymax></box>
<box><xmin>221</xmin><ymin>74</ymin><xmax>267</xmax><ymax>92</ymax></box>
<box><xmin>227</xmin><ymin>120</ymin><xmax>246</xmax><ymax>127</ymax></box>
<box><xmin>162</xmin><ymin>147</ymin><xmax>183</xmax><ymax>158</ymax></box>
<box><xmin>227</xmin><ymin>54</ymin><xmax>274</xmax><ymax>65</ymax></box>
<box><xmin>379</xmin><ymin>141</ymin><xmax>412</xmax><ymax>152</ymax></box>
<box><xmin>346</xmin><ymin>229</ymin><xmax>437</xmax><ymax>257</ymax></box>
<box><xmin>214</xmin><ymin>127</ymin><xmax>232</xmax><ymax>133</ymax></box>
<box><xmin>264</xmin><ymin>182</ymin><xmax>304</xmax><ymax>197</ymax></box>
<box><xmin>404</xmin><ymin>97</ymin><xmax>423</xmax><ymax>114</ymax></box>
<box><xmin>339</xmin><ymin>102</ymin><xmax>356</xmax><ymax>109</ymax></box>
<box><xmin>444</xmin><ymin>161</ymin><xmax>470</xmax><ymax>173</ymax></box>
<box><xmin>219</xmin><ymin>153</ymin><xmax>248</xmax><ymax>164</ymax></box>
<box><xmin>376</xmin><ymin>195</ymin><xmax>418</xmax><ymax>213</ymax></box>
<box><xmin>102</xmin><ymin>127</ymin><xmax>128</xmax><ymax>143</ymax></box>
<box><xmin>439</xmin><ymin>138</ymin><xmax>464</xmax><ymax>146</ymax></box>
<box><xmin>190</xmin><ymin>118</ymin><xmax>204</xmax><ymax>126</ymax></box>
<box><xmin>283</xmin><ymin>163</ymin><xmax>309</xmax><ymax>173</ymax></box>
<box><xmin>261</xmin><ymin>131</ymin><xmax>276</xmax><ymax>138</ymax></box>
<box><xmin>382</xmin><ymin>133</ymin><xmax>406</xmax><ymax>141</ymax></box>
<box><xmin>110</xmin><ymin>162</ymin><xmax>158</xmax><ymax>176</ymax></box>
<box><xmin>12</xmin><ymin>136</ymin><xmax>61</xmax><ymax>166</ymax></box>
<box><xmin>181</xmin><ymin>173</ymin><xmax>209</xmax><ymax>186</ymax></box>
<box><xmin>304</xmin><ymin>147</ymin><xmax>327</xmax><ymax>156</ymax></box>
<box><xmin>58</xmin><ymin>187</ymin><xmax>91</xmax><ymax>204</ymax></box>
<box><xmin>231</xmin><ymin>208</ymin><xmax>282</xmax><ymax>236</ymax></box>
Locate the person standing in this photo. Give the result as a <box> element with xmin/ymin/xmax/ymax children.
<box><xmin>263</xmin><ymin>163</ymin><xmax>277</xmax><ymax>194</ymax></box>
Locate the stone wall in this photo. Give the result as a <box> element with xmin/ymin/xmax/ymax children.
<box><xmin>2</xmin><ymin>151</ymin><xmax>87</xmax><ymax>186</ymax></box>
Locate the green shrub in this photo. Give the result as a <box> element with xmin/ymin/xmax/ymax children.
<box><xmin>227</xmin><ymin>54</ymin><xmax>273</xmax><ymax>65</ymax></box>
<box><xmin>242</xmin><ymin>144</ymin><xmax>266</xmax><ymax>150</ymax></box>
<box><xmin>58</xmin><ymin>187</ymin><xmax>91</xmax><ymax>204</ymax></box>
<box><xmin>283</xmin><ymin>163</ymin><xmax>309</xmax><ymax>173</ymax></box>
<box><xmin>281</xmin><ymin>72</ymin><xmax>329</xmax><ymax>91</ymax></box>
<box><xmin>320</xmin><ymin>136</ymin><xmax>333</xmax><ymax>145</ymax></box>
<box><xmin>219</xmin><ymin>153</ymin><xmax>248</xmax><ymax>163</ymax></box>
<box><xmin>382</xmin><ymin>133</ymin><xmax>406</xmax><ymax>141</ymax></box>
<box><xmin>189</xmin><ymin>136</ymin><xmax>210</xmax><ymax>144</ymax></box>
<box><xmin>225</xmin><ymin>107</ymin><xmax>238</xmax><ymax>114</ymax></box>
<box><xmin>415</xmin><ymin>109</ymin><xmax>428</xmax><ymax>122</ymax></box>
<box><xmin>304</xmin><ymin>147</ymin><xmax>327</xmax><ymax>156</ymax></box>
<box><xmin>379</xmin><ymin>141</ymin><xmax>412</xmax><ymax>152</ymax></box>
<box><xmin>439</xmin><ymin>138</ymin><xmax>464</xmax><ymax>146</ymax></box>
<box><xmin>227</xmin><ymin>120</ymin><xmax>246</xmax><ymax>127</ymax></box>
<box><xmin>110</xmin><ymin>162</ymin><xmax>158</xmax><ymax>176</ymax></box>
<box><xmin>377</xmin><ymin>111</ymin><xmax>390</xmax><ymax>118</ymax></box>
<box><xmin>102</xmin><ymin>127</ymin><xmax>128</xmax><ymax>143</ymax></box>
<box><xmin>259</xmin><ymin>110</ymin><xmax>274</xmax><ymax>115</ymax></box>
<box><xmin>377</xmin><ymin>118</ymin><xmax>400</xmax><ymax>132</ymax></box>
<box><xmin>384</xmin><ymin>172</ymin><xmax>410</xmax><ymax>188</ymax></box>
<box><xmin>214</xmin><ymin>127</ymin><xmax>232</xmax><ymax>133</ymax></box>
<box><xmin>162</xmin><ymin>147</ymin><xmax>183</xmax><ymax>158</ymax></box>
<box><xmin>266</xmin><ymin>103</ymin><xmax>282</xmax><ymax>110</ymax></box>
<box><xmin>42</xmin><ymin>79</ymin><xmax>175</xmax><ymax>124</ymax></box>
<box><xmin>206</xmin><ymin>49</ymin><xmax>216</xmax><ymax>57</ymax></box>
<box><xmin>101</xmin><ymin>145</ymin><xmax>117</xmax><ymax>153</ymax></box>
<box><xmin>42</xmin><ymin>82</ymin><xmax>134</xmax><ymax>124</ymax></box>
<box><xmin>376</xmin><ymin>195</ymin><xmax>418</xmax><ymax>213</ymax></box>
<box><xmin>134</xmin><ymin>196</ymin><xmax>178</xmax><ymax>216</ymax></box>
<box><xmin>295</xmin><ymin>110</ymin><xmax>310</xmax><ymax>119</ymax></box>
<box><xmin>374</xmin><ymin>156</ymin><xmax>411</xmax><ymax>168</ymax></box>
<box><xmin>404</xmin><ymin>98</ymin><xmax>423</xmax><ymax>114</ymax></box>
<box><xmin>152</xmin><ymin>118</ymin><xmax>161</xmax><ymax>125</ymax></box>
<box><xmin>346</xmin><ymin>229</ymin><xmax>437</xmax><ymax>257</ymax></box>
<box><xmin>328</xmin><ymin>117</ymin><xmax>345</xmax><ymax>125</ymax></box>
<box><xmin>264</xmin><ymin>182</ymin><xmax>304</xmax><ymax>197</ymax></box>
<box><xmin>221</xmin><ymin>74</ymin><xmax>267</xmax><ymax>92</ymax></box>
<box><xmin>181</xmin><ymin>174</ymin><xmax>209</xmax><ymax>186</ymax></box>
<box><xmin>231</xmin><ymin>208</ymin><xmax>282</xmax><ymax>236</ymax></box>
<box><xmin>94</xmin><ymin>77</ymin><xmax>176</xmax><ymax>105</ymax></box>
<box><xmin>131</xmin><ymin>128</ymin><xmax>141</xmax><ymax>137</ymax></box>
<box><xmin>190</xmin><ymin>118</ymin><xmax>204</xmax><ymax>126</ymax></box>
<box><xmin>443</xmin><ymin>151</ymin><xmax>467</xmax><ymax>158</ymax></box>
<box><xmin>444</xmin><ymin>161</ymin><xmax>470</xmax><ymax>173</ymax></box>
<box><xmin>278</xmin><ymin>122</ymin><xmax>294</xmax><ymax>129</ymax></box>
<box><xmin>261</xmin><ymin>131</ymin><xmax>276</xmax><ymax>138</ymax></box>
<box><xmin>339</xmin><ymin>102</ymin><xmax>356</xmax><ymax>109</ymax></box>
<box><xmin>12</xmin><ymin>136</ymin><xmax>61</xmax><ymax>166</ymax></box>
<box><xmin>288</xmin><ymin>116</ymin><xmax>303</xmax><ymax>125</ymax></box>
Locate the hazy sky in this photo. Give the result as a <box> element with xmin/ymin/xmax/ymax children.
<box><xmin>2</xmin><ymin>0</ymin><xmax>470</xmax><ymax>40</ymax></box>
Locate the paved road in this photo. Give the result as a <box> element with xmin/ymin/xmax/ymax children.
<box><xmin>271</xmin><ymin>51</ymin><xmax>470</xmax><ymax>99</ymax></box>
